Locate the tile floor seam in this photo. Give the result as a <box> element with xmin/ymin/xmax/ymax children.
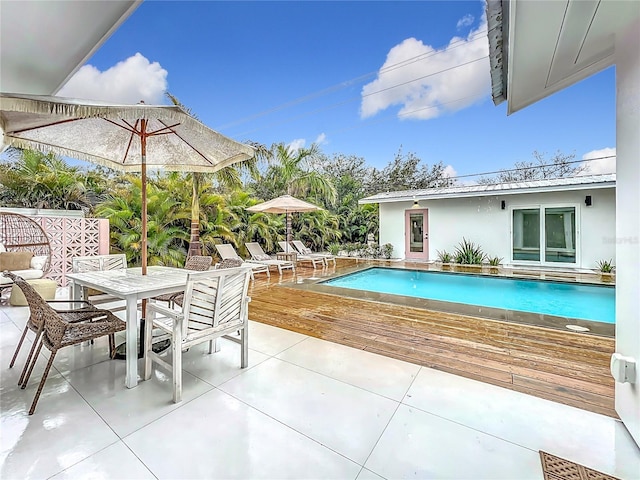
<box><xmin>181</xmin><ymin>346</ymin><xmax>271</xmax><ymax>386</ymax></box>
<box><xmin>357</xmin><ymin>397</ymin><xmax>405</xmax><ymax>478</ymax></box>
<box><xmin>269</xmin><ymin>354</ymin><xmax>411</xmax><ymax>404</ymax></box>
<box><xmin>117</xmin><ymin>439</ymin><xmax>160</xmax><ymax>480</ymax></box>
<box><xmin>247</xmin><ymin>325</ymin><xmax>310</xmax><ymax>357</ymax></box>
<box><xmin>113</xmin><ymin>381</ymin><xmax>217</xmax><ymax>439</ymax></box>
<box><xmin>44</xmin><ymin>438</ymin><xmax>124</xmax><ymax>480</ymax></box>
<box><xmin>398</xmin><ymin>399</ymin><xmax>542</xmax><ymax>455</ymax></box>
<box><xmin>214</xmin><ymin>384</ymin><xmax>366</xmax><ymax>469</ymax></box>
<box><xmin>9</xmin><ymin>365</ymin><xmax>122</xmax><ymax>480</ymax></box>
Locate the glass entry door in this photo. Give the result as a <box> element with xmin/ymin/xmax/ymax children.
<box><xmin>405</xmin><ymin>209</ymin><xmax>429</xmax><ymax>261</ymax></box>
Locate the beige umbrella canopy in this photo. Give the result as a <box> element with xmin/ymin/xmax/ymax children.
<box><xmin>0</xmin><ymin>92</ymin><xmax>255</xmax><ymax>272</ymax></box>
<box><xmin>247</xmin><ymin>194</ymin><xmax>322</xmax><ymax>250</ymax></box>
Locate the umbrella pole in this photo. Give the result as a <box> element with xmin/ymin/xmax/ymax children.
<box><xmin>141</xmin><ymin>120</ymin><xmax>148</xmax><ymax>276</ymax></box>
<box><xmin>140</xmin><ymin>122</ymin><xmax>149</xmax><ymax>356</ymax></box>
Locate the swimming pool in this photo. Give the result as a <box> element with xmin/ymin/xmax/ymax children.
<box><xmin>321</xmin><ymin>268</ymin><xmax>615</xmax><ymax>324</ymax></box>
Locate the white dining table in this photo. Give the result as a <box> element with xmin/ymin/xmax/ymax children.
<box><xmin>66</xmin><ymin>266</ymin><xmax>191</xmax><ymax>388</ymax></box>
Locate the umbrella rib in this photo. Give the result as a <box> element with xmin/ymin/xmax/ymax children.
<box><xmin>103</xmin><ymin>117</ymin><xmax>140</xmax><ymax>136</ymax></box>
<box><xmin>122</xmin><ymin>119</ymin><xmax>140</xmax><ymax>163</ymax></box>
<box><xmin>10</xmin><ymin>117</ymin><xmax>81</xmax><ymax>135</ymax></box>
<box><xmin>147</xmin><ymin>122</ymin><xmax>182</xmax><ymax>137</ymax></box>
<box><xmin>157</xmin><ymin>119</ymin><xmax>214</xmax><ymax>165</ymax></box>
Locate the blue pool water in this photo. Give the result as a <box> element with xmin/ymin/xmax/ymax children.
<box><xmin>322</xmin><ymin>268</ymin><xmax>615</xmax><ymax>323</ymax></box>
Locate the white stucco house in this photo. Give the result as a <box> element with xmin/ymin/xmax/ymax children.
<box><xmin>360</xmin><ymin>174</ymin><xmax>615</xmax><ymax>271</ymax></box>
<box><xmin>484</xmin><ymin>0</ymin><xmax>638</xmax><ymax>448</ymax></box>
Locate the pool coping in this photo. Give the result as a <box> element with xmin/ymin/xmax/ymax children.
<box><xmin>288</xmin><ymin>265</ymin><xmax>615</xmax><ymax>338</ymax></box>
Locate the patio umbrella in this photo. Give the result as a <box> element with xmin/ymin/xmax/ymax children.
<box><xmin>247</xmin><ymin>194</ymin><xmax>322</xmax><ymax>252</ymax></box>
<box><xmin>0</xmin><ymin>92</ymin><xmax>255</xmax><ymax>272</ymax></box>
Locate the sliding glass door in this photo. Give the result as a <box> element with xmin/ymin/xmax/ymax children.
<box><xmin>512</xmin><ymin>206</ymin><xmax>577</xmax><ymax>264</ymax></box>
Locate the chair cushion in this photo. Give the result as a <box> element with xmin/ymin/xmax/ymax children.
<box><xmin>254</xmin><ymin>254</ymin><xmax>271</xmax><ymax>261</ymax></box>
<box><xmin>30</xmin><ymin>255</ymin><xmax>48</xmax><ymax>270</ymax></box>
<box><xmin>0</xmin><ymin>251</ymin><xmax>34</xmax><ymax>271</ymax></box>
<box><xmin>0</xmin><ymin>269</ymin><xmax>43</xmax><ymax>286</ymax></box>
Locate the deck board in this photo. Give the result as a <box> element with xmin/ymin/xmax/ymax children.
<box><xmin>247</xmin><ymin>263</ymin><xmax>616</xmax><ymax>417</ymax></box>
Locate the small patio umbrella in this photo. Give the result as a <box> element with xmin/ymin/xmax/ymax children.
<box><xmin>247</xmin><ymin>194</ymin><xmax>322</xmax><ymax>252</ymax></box>
<box><xmin>0</xmin><ymin>92</ymin><xmax>255</xmax><ymax>272</ymax></box>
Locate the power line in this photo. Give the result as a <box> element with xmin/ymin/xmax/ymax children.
<box><xmin>450</xmin><ymin>155</ymin><xmax>615</xmax><ymax>182</ymax></box>
<box><xmin>329</xmin><ymin>92</ymin><xmax>487</xmax><ymax>136</ymax></box>
<box><xmin>235</xmin><ymin>55</ymin><xmax>489</xmax><ymax>138</ymax></box>
<box><xmin>216</xmin><ymin>29</ymin><xmax>488</xmax><ymax>131</ymax></box>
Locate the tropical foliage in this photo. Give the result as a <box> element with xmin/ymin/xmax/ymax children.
<box><xmin>1</xmin><ymin>142</ymin><xmax>454</xmax><ymax>263</ymax></box>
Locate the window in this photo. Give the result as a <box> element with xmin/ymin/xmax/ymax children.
<box><xmin>513</xmin><ymin>209</ymin><xmax>540</xmax><ymax>261</ymax></box>
<box><xmin>512</xmin><ymin>206</ymin><xmax>577</xmax><ymax>264</ymax></box>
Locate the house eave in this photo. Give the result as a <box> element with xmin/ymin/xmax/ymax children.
<box><xmin>486</xmin><ymin>0</ymin><xmax>509</xmax><ymax>106</ymax></box>
<box><xmin>359</xmin><ymin>175</ymin><xmax>616</xmax><ymax>205</ymax></box>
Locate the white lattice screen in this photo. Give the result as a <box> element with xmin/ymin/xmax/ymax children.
<box><xmin>34</xmin><ymin>217</ymin><xmax>110</xmax><ymax>286</ymax></box>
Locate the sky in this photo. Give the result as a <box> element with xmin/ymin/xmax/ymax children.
<box><xmin>55</xmin><ymin>0</ymin><xmax>616</xmax><ymax>181</ymax></box>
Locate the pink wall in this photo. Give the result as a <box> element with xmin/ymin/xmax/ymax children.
<box><xmin>34</xmin><ymin>216</ymin><xmax>110</xmax><ymax>286</ymax></box>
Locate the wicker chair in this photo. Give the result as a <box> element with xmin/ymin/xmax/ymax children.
<box><xmin>4</xmin><ymin>272</ymin><xmax>101</xmax><ymax>385</ymax></box>
<box><xmin>0</xmin><ymin>212</ymin><xmax>52</xmax><ymax>289</ymax></box>
<box><xmin>6</xmin><ymin>273</ymin><xmax>126</xmax><ymax>415</ymax></box>
<box><xmin>152</xmin><ymin>255</ymin><xmax>213</xmax><ymax>308</ymax></box>
<box><xmin>144</xmin><ymin>266</ymin><xmax>252</xmax><ymax>402</ymax></box>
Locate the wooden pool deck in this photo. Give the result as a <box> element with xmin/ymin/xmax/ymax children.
<box><xmin>247</xmin><ymin>260</ymin><xmax>616</xmax><ymax>418</ymax></box>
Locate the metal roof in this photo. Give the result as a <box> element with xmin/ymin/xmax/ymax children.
<box><xmin>359</xmin><ymin>174</ymin><xmax>616</xmax><ymax>204</ymax></box>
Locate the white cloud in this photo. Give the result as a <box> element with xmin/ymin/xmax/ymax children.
<box><xmin>443</xmin><ymin>164</ymin><xmax>457</xmax><ymax>178</ymax></box>
<box><xmin>58</xmin><ymin>53</ymin><xmax>168</xmax><ymax>104</ymax></box>
<box><xmin>315</xmin><ymin>133</ymin><xmax>327</xmax><ymax>145</ymax></box>
<box><xmin>457</xmin><ymin>14</ymin><xmax>474</xmax><ymax>29</ymax></box>
<box><xmin>360</xmin><ymin>16</ymin><xmax>490</xmax><ymax>121</ymax></box>
<box><xmin>579</xmin><ymin>147</ymin><xmax>616</xmax><ymax>175</ymax></box>
<box><xmin>287</xmin><ymin>138</ymin><xmax>306</xmax><ymax>152</ymax></box>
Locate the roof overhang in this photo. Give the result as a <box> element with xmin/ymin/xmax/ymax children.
<box><xmin>487</xmin><ymin>0</ymin><xmax>640</xmax><ymax>114</ymax></box>
<box><xmin>359</xmin><ymin>175</ymin><xmax>616</xmax><ymax>204</ymax></box>
<box><xmin>0</xmin><ymin>1</ymin><xmax>141</xmax><ymax>95</ymax></box>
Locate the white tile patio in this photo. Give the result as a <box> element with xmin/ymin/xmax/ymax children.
<box><xmin>1</xmin><ymin>301</ymin><xmax>638</xmax><ymax>480</ymax></box>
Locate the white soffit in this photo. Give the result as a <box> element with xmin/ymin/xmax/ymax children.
<box><xmin>0</xmin><ymin>0</ymin><xmax>141</xmax><ymax>95</ymax></box>
<box><xmin>507</xmin><ymin>0</ymin><xmax>640</xmax><ymax>114</ymax></box>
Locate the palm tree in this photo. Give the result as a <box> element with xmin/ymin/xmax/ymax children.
<box><xmin>225</xmin><ymin>189</ymin><xmax>282</xmax><ymax>255</ymax></box>
<box><xmin>0</xmin><ymin>148</ymin><xmax>97</xmax><ymax>211</ymax></box>
<box><xmin>96</xmin><ymin>174</ymin><xmax>187</xmax><ymax>266</ymax></box>
<box><xmin>259</xmin><ymin>142</ymin><xmax>337</xmax><ymax>243</ymax></box>
<box><xmin>165</xmin><ymin>92</ymin><xmax>259</xmax><ymax>257</ymax></box>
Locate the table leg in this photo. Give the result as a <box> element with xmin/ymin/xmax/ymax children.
<box><xmin>125</xmin><ymin>296</ymin><xmax>138</xmax><ymax>388</ymax></box>
<box><xmin>71</xmin><ymin>280</ymin><xmax>82</xmax><ymax>302</ymax></box>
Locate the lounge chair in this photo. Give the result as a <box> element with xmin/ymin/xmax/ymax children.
<box><xmin>215</xmin><ymin>244</ymin><xmax>270</xmax><ymax>279</ymax></box>
<box><xmin>291</xmin><ymin>240</ymin><xmax>336</xmax><ymax>267</ymax></box>
<box><xmin>245</xmin><ymin>242</ymin><xmax>295</xmax><ymax>275</ymax></box>
<box><xmin>278</xmin><ymin>241</ymin><xmax>324</xmax><ymax>269</ymax></box>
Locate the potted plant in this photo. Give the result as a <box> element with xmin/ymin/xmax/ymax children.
<box><xmin>596</xmin><ymin>259</ymin><xmax>615</xmax><ymax>282</ymax></box>
<box><xmin>453</xmin><ymin>238</ymin><xmax>485</xmax><ymax>272</ymax></box>
<box><xmin>487</xmin><ymin>256</ymin><xmax>503</xmax><ymax>274</ymax></box>
<box><xmin>437</xmin><ymin>250</ymin><xmax>453</xmax><ymax>270</ymax></box>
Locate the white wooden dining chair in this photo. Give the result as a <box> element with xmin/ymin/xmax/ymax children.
<box><xmin>71</xmin><ymin>254</ymin><xmax>128</xmax><ymax>311</ymax></box>
<box><xmin>143</xmin><ymin>266</ymin><xmax>252</xmax><ymax>402</ymax></box>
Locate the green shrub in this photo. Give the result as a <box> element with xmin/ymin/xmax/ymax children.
<box><xmin>381</xmin><ymin>243</ymin><xmax>393</xmax><ymax>259</ymax></box>
<box><xmin>327</xmin><ymin>243</ymin><xmax>341</xmax><ymax>255</ymax></box>
<box><xmin>487</xmin><ymin>256</ymin><xmax>503</xmax><ymax>266</ymax></box>
<box><xmin>596</xmin><ymin>259</ymin><xmax>615</xmax><ymax>273</ymax></box>
<box><xmin>437</xmin><ymin>250</ymin><xmax>453</xmax><ymax>263</ymax></box>
<box><xmin>453</xmin><ymin>238</ymin><xmax>485</xmax><ymax>265</ymax></box>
